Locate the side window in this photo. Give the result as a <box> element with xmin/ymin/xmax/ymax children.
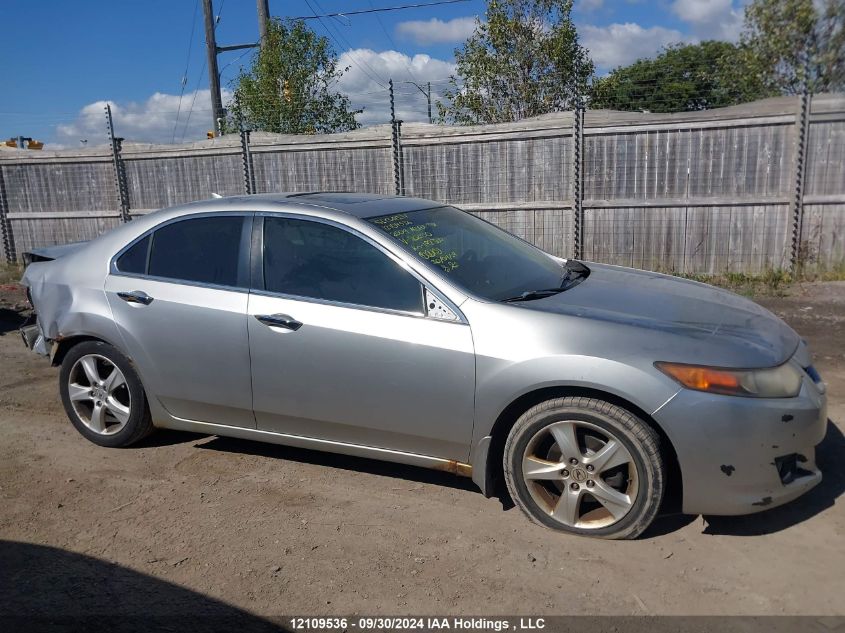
<box><xmin>116</xmin><ymin>235</ymin><xmax>150</xmax><ymax>274</ymax></box>
<box><xmin>148</xmin><ymin>216</ymin><xmax>245</xmax><ymax>287</ymax></box>
<box><xmin>263</xmin><ymin>216</ymin><xmax>423</xmax><ymax>313</ymax></box>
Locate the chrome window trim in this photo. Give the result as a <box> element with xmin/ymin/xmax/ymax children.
<box><xmin>108</xmin><ymin>271</ymin><xmax>251</xmax><ymax>295</ymax></box>
<box><xmin>109</xmin><ymin>211</ymin><xmax>254</xmax><ymax>293</ymax></box>
<box><xmin>248</xmin><ymin>287</ymin><xmax>429</xmax><ymax>320</ymax></box>
<box><xmin>255</xmin><ymin>211</ymin><xmax>468</xmax><ymax>324</ymax></box>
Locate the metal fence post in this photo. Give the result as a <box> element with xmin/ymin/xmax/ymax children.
<box><xmin>396</xmin><ymin>120</ymin><xmax>405</xmax><ymax>196</ymax></box>
<box><xmin>572</xmin><ymin>99</ymin><xmax>585</xmax><ymax>259</ymax></box>
<box><xmin>240</xmin><ymin>129</ymin><xmax>256</xmax><ymax>195</ymax></box>
<box><xmin>106</xmin><ymin>104</ymin><xmax>131</xmax><ymax>222</ymax></box>
<box><xmin>790</xmin><ymin>88</ymin><xmax>812</xmax><ymax>270</ymax></box>
<box><xmin>389</xmin><ymin>79</ymin><xmax>404</xmax><ymax>196</ymax></box>
<box><xmin>0</xmin><ymin>166</ymin><xmax>15</xmax><ymax>264</ymax></box>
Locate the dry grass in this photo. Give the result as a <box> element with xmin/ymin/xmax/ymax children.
<box><xmin>0</xmin><ymin>263</ymin><xmax>23</xmax><ymax>286</ymax></box>
<box><xmin>677</xmin><ymin>264</ymin><xmax>845</xmax><ymax>297</ymax></box>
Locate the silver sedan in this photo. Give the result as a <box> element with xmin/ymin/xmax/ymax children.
<box><xmin>20</xmin><ymin>193</ymin><xmax>828</xmax><ymax>539</ymax></box>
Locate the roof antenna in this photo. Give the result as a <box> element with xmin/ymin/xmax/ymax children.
<box><xmin>210</xmin><ymin>192</ymin><xmax>223</xmax><ymax>199</ymax></box>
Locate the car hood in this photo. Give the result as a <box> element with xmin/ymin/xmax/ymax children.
<box><xmin>519</xmin><ymin>262</ymin><xmax>799</xmax><ymax>367</ymax></box>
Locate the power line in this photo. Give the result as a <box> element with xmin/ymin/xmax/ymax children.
<box><xmin>304</xmin><ymin>0</ymin><xmax>389</xmax><ymax>88</ymax></box>
<box><xmin>366</xmin><ymin>0</ymin><xmax>420</xmax><ymax>84</ymax></box>
<box><xmin>291</xmin><ymin>0</ymin><xmax>472</xmax><ymax>20</ymax></box>
<box><xmin>310</xmin><ymin>0</ymin><xmax>389</xmax><ymax>87</ymax></box>
<box><xmin>181</xmin><ymin>56</ymin><xmax>208</xmax><ymax>142</ymax></box>
<box><xmin>172</xmin><ymin>0</ymin><xmax>201</xmax><ymax>143</ymax></box>
<box><xmin>218</xmin><ymin>47</ymin><xmax>254</xmax><ymax>87</ymax></box>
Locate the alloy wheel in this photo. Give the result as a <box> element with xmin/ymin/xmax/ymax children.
<box><xmin>67</xmin><ymin>354</ymin><xmax>132</xmax><ymax>435</ymax></box>
<box><xmin>521</xmin><ymin>419</ymin><xmax>638</xmax><ymax>529</ymax></box>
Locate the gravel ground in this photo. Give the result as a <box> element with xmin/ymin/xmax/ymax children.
<box><xmin>0</xmin><ymin>280</ymin><xmax>842</xmax><ymax>620</ymax></box>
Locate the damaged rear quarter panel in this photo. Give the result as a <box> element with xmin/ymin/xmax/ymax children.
<box><xmin>21</xmin><ymin>248</ymin><xmax>125</xmax><ymax>356</ymax></box>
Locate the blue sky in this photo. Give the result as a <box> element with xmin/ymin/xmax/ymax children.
<box><xmin>0</xmin><ymin>0</ymin><xmax>746</xmax><ymax>147</ymax></box>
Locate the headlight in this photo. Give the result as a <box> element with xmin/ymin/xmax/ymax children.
<box><xmin>654</xmin><ymin>361</ymin><xmax>803</xmax><ymax>398</ymax></box>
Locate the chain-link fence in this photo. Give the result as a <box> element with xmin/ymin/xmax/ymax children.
<box><xmin>1</xmin><ymin>89</ymin><xmax>843</xmax><ymax>275</ymax></box>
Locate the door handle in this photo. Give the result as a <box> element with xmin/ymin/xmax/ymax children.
<box><xmin>255</xmin><ymin>313</ymin><xmax>303</xmax><ymax>331</ymax></box>
<box><xmin>117</xmin><ymin>290</ymin><xmax>154</xmax><ymax>305</ymax></box>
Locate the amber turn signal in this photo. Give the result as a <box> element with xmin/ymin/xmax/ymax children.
<box><xmin>654</xmin><ymin>361</ymin><xmax>803</xmax><ymax>398</ymax></box>
<box><xmin>656</xmin><ymin>363</ymin><xmax>741</xmax><ymax>392</ymax></box>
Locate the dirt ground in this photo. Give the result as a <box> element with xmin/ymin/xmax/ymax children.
<box><xmin>0</xmin><ymin>279</ymin><xmax>842</xmax><ymax>620</ymax></box>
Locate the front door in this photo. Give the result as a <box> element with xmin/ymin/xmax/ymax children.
<box><xmin>248</xmin><ymin>215</ymin><xmax>475</xmax><ymax>461</ymax></box>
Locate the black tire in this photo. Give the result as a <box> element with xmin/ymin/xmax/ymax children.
<box><xmin>503</xmin><ymin>397</ymin><xmax>664</xmax><ymax>540</ymax></box>
<box><xmin>58</xmin><ymin>340</ymin><xmax>154</xmax><ymax>448</ymax></box>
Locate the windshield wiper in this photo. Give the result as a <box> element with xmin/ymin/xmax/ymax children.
<box><xmin>500</xmin><ymin>288</ymin><xmax>567</xmax><ymax>303</ymax></box>
<box><xmin>499</xmin><ymin>260</ymin><xmax>590</xmax><ymax>303</ymax></box>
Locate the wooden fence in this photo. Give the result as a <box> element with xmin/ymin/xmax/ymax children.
<box><xmin>1</xmin><ymin>93</ymin><xmax>843</xmax><ymax>274</ymax></box>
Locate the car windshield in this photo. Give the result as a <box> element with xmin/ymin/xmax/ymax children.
<box><xmin>367</xmin><ymin>206</ymin><xmax>568</xmax><ymax>301</ymax></box>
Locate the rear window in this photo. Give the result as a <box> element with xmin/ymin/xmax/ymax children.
<box><xmin>147</xmin><ymin>216</ymin><xmax>245</xmax><ymax>287</ymax></box>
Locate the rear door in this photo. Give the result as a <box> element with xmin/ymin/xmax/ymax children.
<box><xmin>105</xmin><ymin>213</ymin><xmax>255</xmax><ymax>428</ymax></box>
<box><xmin>248</xmin><ymin>214</ymin><xmax>476</xmax><ymax>461</ymax></box>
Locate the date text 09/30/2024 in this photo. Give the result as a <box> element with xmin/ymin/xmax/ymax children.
<box><xmin>289</xmin><ymin>617</ymin><xmax>546</xmax><ymax>631</ymax></box>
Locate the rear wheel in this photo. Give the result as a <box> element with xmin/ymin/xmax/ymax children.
<box><xmin>503</xmin><ymin>397</ymin><xmax>664</xmax><ymax>539</ymax></box>
<box><xmin>59</xmin><ymin>341</ymin><xmax>154</xmax><ymax>447</ymax></box>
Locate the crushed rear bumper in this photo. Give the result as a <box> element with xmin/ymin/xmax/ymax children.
<box><xmin>20</xmin><ymin>314</ymin><xmax>51</xmax><ymax>357</ymax></box>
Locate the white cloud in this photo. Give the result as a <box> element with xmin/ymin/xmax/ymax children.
<box><xmin>579</xmin><ymin>1</ymin><xmax>744</xmax><ymax>74</ymax></box>
<box><xmin>51</xmin><ymin>50</ymin><xmax>454</xmax><ymax>145</ymax></box>
<box><xmin>55</xmin><ymin>89</ymin><xmax>233</xmax><ymax>147</ymax></box>
<box><xmin>337</xmin><ymin>49</ymin><xmax>456</xmax><ymax>125</ymax></box>
<box><xmin>672</xmin><ymin>0</ymin><xmax>731</xmax><ymax>23</ymax></box>
<box><xmin>671</xmin><ymin>0</ymin><xmax>744</xmax><ymax>41</ymax></box>
<box><xmin>580</xmin><ymin>23</ymin><xmax>689</xmax><ymax>69</ymax></box>
<box><xmin>395</xmin><ymin>16</ymin><xmax>477</xmax><ymax>45</ymax></box>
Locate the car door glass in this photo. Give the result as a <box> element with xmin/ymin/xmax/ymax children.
<box><xmin>263</xmin><ymin>217</ymin><xmax>423</xmax><ymax>313</ymax></box>
<box><xmin>115</xmin><ymin>235</ymin><xmax>150</xmax><ymax>274</ymax></box>
<box><xmin>148</xmin><ymin>216</ymin><xmax>244</xmax><ymax>287</ymax></box>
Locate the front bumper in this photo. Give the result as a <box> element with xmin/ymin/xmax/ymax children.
<box><xmin>654</xmin><ymin>370</ymin><xmax>827</xmax><ymax>516</ymax></box>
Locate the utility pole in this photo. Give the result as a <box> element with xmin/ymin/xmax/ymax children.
<box><xmin>403</xmin><ymin>81</ymin><xmax>432</xmax><ymax>124</ymax></box>
<box><xmin>202</xmin><ymin>0</ymin><xmax>225</xmax><ymax>135</ymax></box>
<box><xmin>202</xmin><ymin>0</ymin><xmax>272</xmax><ymax>136</ymax></box>
<box><xmin>257</xmin><ymin>0</ymin><xmax>270</xmax><ymax>47</ymax></box>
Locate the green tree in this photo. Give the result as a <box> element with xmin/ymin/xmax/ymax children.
<box><xmin>741</xmin><ymin>0</ymin><xmax>844</xmax><ymax>94</ymax></box>
<box><xmin>229</xmin><ymin>19</ymin><xmax>361</xmax><ymax>134</ymax></box>
<box><xmin>590</xmin><ymin>41</ymin><xmax>773</xmax><ymax>113</ymax></box>
<box><xmin>437</xmin><ymin>0</ymin><xmax>594</xmax><ymax>125</ymax></box>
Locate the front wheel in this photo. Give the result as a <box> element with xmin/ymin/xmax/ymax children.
<box><xmin>503</xmin><ymin>397</ymin><xmax>664</xmax><ymax>539</ymax></box>
<box><xmin>59</xmin><ymin>340</ymin><xmax>154</xmax><ymax>448</ymax></box>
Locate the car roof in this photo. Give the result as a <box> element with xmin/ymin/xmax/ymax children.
<box><xmin>197</xmin><ymin>192</ymin><xmax>444</xmax><ymax>219</ymax></box>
